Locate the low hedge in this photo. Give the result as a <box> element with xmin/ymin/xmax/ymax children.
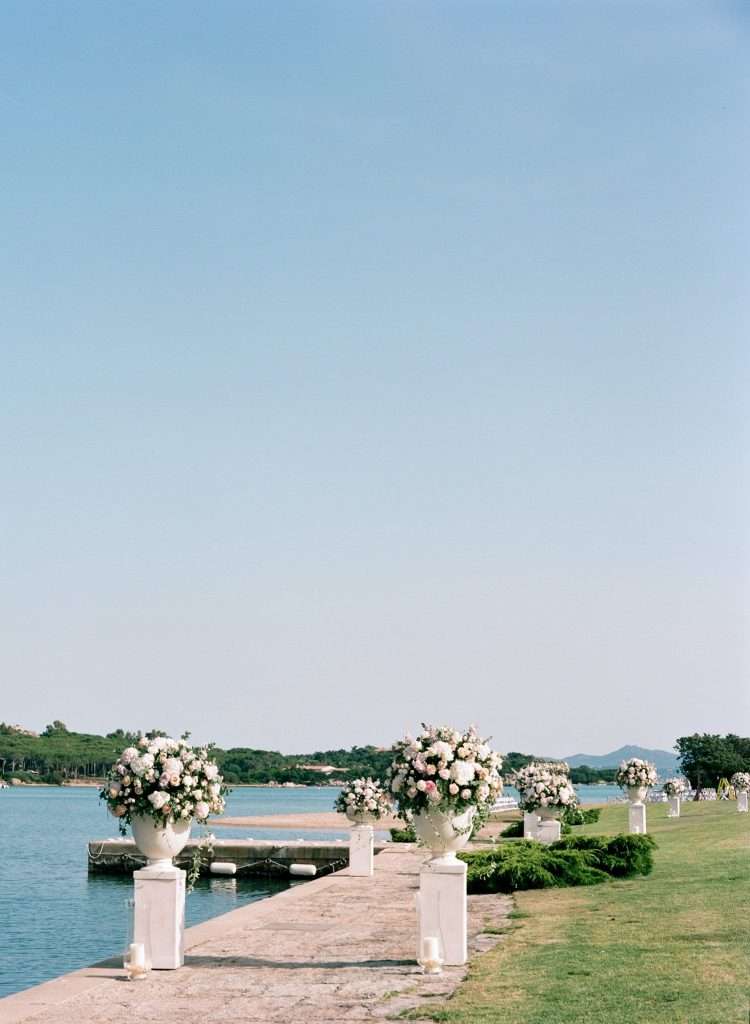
<box><xmin>562</xmin><ymin>806</ymin><xmax>601</xmax><ymax>826</ymax></box>
<box><xmin>502</xmin><ymin>806</ymin><xmax>601</xmax><ymax>838</ymax></box>
<box><xmin>460</xmin><ymin>833</ymin><xmax>656</xmax><ymax>894</ymax></box>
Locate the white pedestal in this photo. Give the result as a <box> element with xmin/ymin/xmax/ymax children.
<box><xmin>349</xmin><ymin>825</ymin><xmax>374</xmax><ymax>876</ymax></box>
<box><xmin>523</xmin><ymin>811</ymin><xmax>539</xmax><ymax>839</ymax></box>
<box><xmin>628</xmin><ymin>802</ymin><xmax>647</xmax><ymax>834</ymax></box>
<box><xmin>536</xmin><ymin>818</ymin><xmax>561</xmax><ymax>844</ymax></box>
<box><xmin>738</xmin><ymin>791</ymin><xmax>748</xmax><ymax>813</ymax></box>
<box><xmin>667</xmin><ymin>797</ymin><xmax>680</xmax><ymax>818</ymax></box>
<box><xmin>418</xmin><ymin>857</ymin><xmax>467</xmax><ymax>966</ymax></box>
<box><xmin>133</xmin><ymin>866</ymin><xmax>186</xmax><ymax>969</ymax></box>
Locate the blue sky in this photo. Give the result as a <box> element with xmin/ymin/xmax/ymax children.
<box><xmin>1</xmin><ymin>2</ymin><xmax>747</xmax><ymax>755</ymax></box>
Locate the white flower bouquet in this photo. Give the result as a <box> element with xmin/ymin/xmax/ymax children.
<box><xmin>615</xmin><ymin>757</ymin><xmax>658</xmax><ymax>790</ymax></box>
<box><xmin>100</xmin><ymin>735</ymin><xmax>227</xmax><ymax>835</ymax></box>
<box><xmin>387</xmin><ymin>724</ymin><xmax>503</xmax><ymax>818</ymax></box>
<box><xmin>730</xmin><ymin>772</ymin><xmax>750</xmax><ymax>792</ymax></box>
<box><xmin>513</xmin><ymin>762</ymin><xmax>577</xmax><ymax>812</ymax></box>
<box><xmin>662</xmin><ymin>777</ymin><xmax>687</xmax><ymax>798</ymax></box>
<box><xmin>334</xmin><ymin>777</ymin><xmax>392</xmax><ymax>821</ymax></box>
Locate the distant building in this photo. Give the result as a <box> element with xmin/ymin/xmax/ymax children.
<box><xmin>297</xmin><ymin>764</ymin><xmax>342</xmax><ymax>775</ymax></box>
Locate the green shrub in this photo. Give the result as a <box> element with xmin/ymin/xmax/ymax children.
<box><xmin>390</xmin><ymin>825</ymin><xmax>416</xmax><ymax>843</ymax></box>
<box><xmin>500</xmin><ymin>819</ymin><xmax>524</xmax><ymax>838</ymax></box>
<box><xmin>460</xmin><ymin>834</ymin><xmax>656</xmax><ymax>894</ymax></box>
<box><xmin>552</xmin><ymin>833</ymin><xmax>656</xmax><ymax>878</ymax></box>
<box><xmin>561</xmin><ymin>806</ymin><xmax>601</xmax><ymax>826</ymax></box>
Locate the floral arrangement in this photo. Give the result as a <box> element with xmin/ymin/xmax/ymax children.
<box><xmin>333</xmin><ymin>777</ymin><xmax>392</xmax><ymax>820</ymax></box>
<box><xmin>512</xmin><ymin>761</ymin><xmax>577</xmax><ymax>812</ymax></box>
<box><xmin>662</xmin><ymin>777</ymin><xmax>687</xmax><ymax>798</ymax></box>
<box><xmin>615</xmin><ymin>757</ymin><xmax>658</xmax><ymax>790</ymax></box>
<box><xmin>730</xmin><ymin>772</ymin><xmax>750</xmax><ymax>793</ymax></box>
<box><xmin>387</xmin><ymin>724</ymin><xmax>503</xmax><ymax>818</ymax></box>
<box><xmin>100</xmin><ymin>735</ymin><xmax>227</xmax><ymax>835</ymax></box>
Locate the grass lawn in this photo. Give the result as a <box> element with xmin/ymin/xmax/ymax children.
<box><xmin>413</xmin><ymin>801</ymin><xmax>749</xmax><ymax>1024</ymax></box>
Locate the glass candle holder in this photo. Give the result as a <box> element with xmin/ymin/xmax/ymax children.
<box><xmin>418</xmin><ymin>935</ymin><xmax>444</xmax><ymax>975</ymax></box>
<box><xmin>123</xmin><ymin>898</ymin><xmax>151</xmax><ymax>980</ymax></box>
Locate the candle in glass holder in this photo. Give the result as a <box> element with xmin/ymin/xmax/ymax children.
<box><xmin>129</xmin><ymin>943</ymin><xmax>145</xmax><ymax>967</ymax></box>
<box><xmin>125</xmin><ymin>942</ymin><xmax>148</xmax><ymax>980</ymax></box>
<box><xmin>420</xmin><ymin>936</ymin><xmax>443</xmax><ymax>974</ymax></box>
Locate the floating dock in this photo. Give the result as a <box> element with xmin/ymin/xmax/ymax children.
<box><xmin>87</xmin><ymin>837</ymin><xmax>387</xmax><ymax>876</ymax></box>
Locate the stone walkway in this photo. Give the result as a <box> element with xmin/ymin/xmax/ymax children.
<box><xmin>1</xmin><ymin>846</ymin><xmax>511</xmax><ymax>1024</ymax></box>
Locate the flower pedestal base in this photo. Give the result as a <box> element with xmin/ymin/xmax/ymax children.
<box><xmin>349</xmin><ymin>825</ymin><xmax>374</xmax><ymax>877</ymax></box>
<box><xmin>523</xmin><ymin>811</ymin><xmax>540</xmax><ymax>839</ymax></box>
<box><xmin>133</xmin><ymin>865</ymin><xmax>186</xmax><ymax>970</ymax></box>
<box><xmin>536</xmin><ymin>818</ymin><xmax>561</xmax><ymax>844</ymax></box>
<box><xmin>738</xmin><ymin>791</ymin><xmax>748</xmax><ymax>813</ymax></box>
<box><xmin>417</xmin><ymin>856</ymin><xmax>467</xmax><ymax>967</ymax></box>
<box><xmin>628</xmin><ymin>802</ymin><xmax>647</xmax><ymax>835</ymax></box>
<box><xmin>667</xmin><ymin>797</ymin><xmax>680</xmax><ymax>818</ymax></box>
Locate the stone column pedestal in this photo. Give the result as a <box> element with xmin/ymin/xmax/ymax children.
<box><xmin>418</xmin><ymin>856</ymin><xmax>467</xmax><ymax>966</ymax></box>
<box><xmin>133</xmin><ymin>865</ymin><xmax>186</xmax><ymax>969</ymax></box>
<box><xmin>536</xmin><ymin>818</ymin><xmax>561</xmax><ymax>844</ymax></box>
<box><xmin>628</xmin><ymin>802</ymin><xmax>647</xmax><ymax>834</ymax></box>
<box><xmin>667</xmin><ymin>797</ymin><xmax>680</xmax><ymax>817</ymax></box>
<box><xmin>349</xmin><ymin>825</ymin><xmax>374</xmax><ymax>876</ymax></box>
<box><xmin>523</xmin><ymin>811</ymin><xmax>539</xmax><ymax>839</ymax></box>
<box><xmin>738</xmin><ymin>791</ymin><xmax>748</xmax><ymax>813</ymax></box>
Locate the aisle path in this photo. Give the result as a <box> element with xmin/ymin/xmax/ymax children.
<box><xmin>1</xmin><ymin>846</ymin><xmax>511</xmax><ymax>1024</ymax></box>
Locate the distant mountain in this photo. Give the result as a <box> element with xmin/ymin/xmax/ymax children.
<box><xmin>563</xmin><ymin>745</ymin><xmax>680</xmax><ymax>777</ymax></box>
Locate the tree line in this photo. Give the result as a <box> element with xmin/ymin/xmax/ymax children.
<box><xmin>1</xmin><ymin>723</ymin><xmax>746</xmax><ymax>791</ymax></box>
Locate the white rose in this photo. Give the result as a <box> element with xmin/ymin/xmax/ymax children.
<box><xmin>194</xmin><ymin>801</ymin><xmax>210</xmax><ymax>821</ymax></box>
<box><xmin>204</xmin><ymin>764</ymin><xmax>219</xmax><ymax>781</ymax></box>
<box><xmin>460</xmin><ymin>788</ymin><xmax>471</xmax><ymax>799</ymax></box>
<box><xmin>416</xmin><ymin>780</ymin><xmax>427</xmax><ymax>791</ymax></box>
<box><xmin>148</xmin><ymin>791</ymin><xmax>169</xmax><ymax>810</ymax></box>
<box><xmin>433</xmin><ymin>741</ymin><xmax>455</xmax><ymax>762</ymax></box>
<box><xmin>450</xmin><ymin>760</ymin><xmax>476</xmax><ymax>786</ymax></box>
<box><xmin>449</xmin><ymin>783</ymin><xmax>459</xmax><ymax>795</ymax></box>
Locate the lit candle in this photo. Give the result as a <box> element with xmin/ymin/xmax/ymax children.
<box><xmin>129</xmin><ymin>943</ymin><xmax>146</xmax><ymax>968</ymax></box>
<box><xmin>421</xmin><ymin>936</ymin><xmax>440</xmax><ymax>963</ymax></box>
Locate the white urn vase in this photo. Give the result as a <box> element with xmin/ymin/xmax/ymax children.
<box><xmin>131</xmin><ymin>814</ymin><xmax>192</xmax><ymax>870</ymax></box>
<box><xmin>627</xmin><ymin>785</ymin><xmax>648</xmax><ymax>804</ymax></box>
<box><xmin>537</xmin><ymin>806</ymin><xmax>560</xmax><ymax>820</ymax></box>
<box><xmin>412</xmin><ymin>806</ymin><xmax>476</xmax><ymax>864</ymax></box>
<box><xmin>345</xmin><ymin>807</ymin><xmax>378</xmax><ymax>826</ymax></box>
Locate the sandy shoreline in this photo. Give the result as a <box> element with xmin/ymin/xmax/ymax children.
<box><xmin>209</xmin><ymin>810</ymin><xmax>405</xmax><ymax>830</ymax></box>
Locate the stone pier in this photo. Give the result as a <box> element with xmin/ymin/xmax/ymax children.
<box><xmin>1</xmin><ymin>846</ymin><xmax>511</xmax><ymax>1024</ymax></box>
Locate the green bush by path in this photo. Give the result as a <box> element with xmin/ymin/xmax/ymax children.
<box><xmin>460</xmin><ymin>833</ymin><xmax>655</xmax><ymax>893</ymax></box>
<box><xmin>390</xmin><ymin>825</ymin><xmax>416</xmax><ymax>843</ymax></box>
<box><xmin>561</xmin><ymin>805</ymin><xmax>601</xmax><ymax>826</ymax></box>
<box><xmin>501</xmin><ymin>806</ymin><xmax>601</xmax><ymax>838</ymax></box>
<box><xmin>499</xmin><ymin>819</ymin><xmax>524</xmax><ymax>837</ymax></box>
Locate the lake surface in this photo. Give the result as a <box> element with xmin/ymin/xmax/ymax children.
<box><xmin>0</xmin><ymin>782</ymin><xmax>622</xmax><ymax>999</ymax></box>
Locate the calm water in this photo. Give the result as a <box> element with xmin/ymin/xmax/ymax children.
<box><xmin>0</xmin><ymin>782</ymin><xmax>621</xmax><ymax>999</ymax></box>
<box><xmin>0</xmin><ymin>785</ymin><xmax>345</xmax><ymax>999</ymax></box>
<box><xmin>505</xmin><ymin>784</ymin><xmax>622</xmax><ymax>805</ymax></box>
